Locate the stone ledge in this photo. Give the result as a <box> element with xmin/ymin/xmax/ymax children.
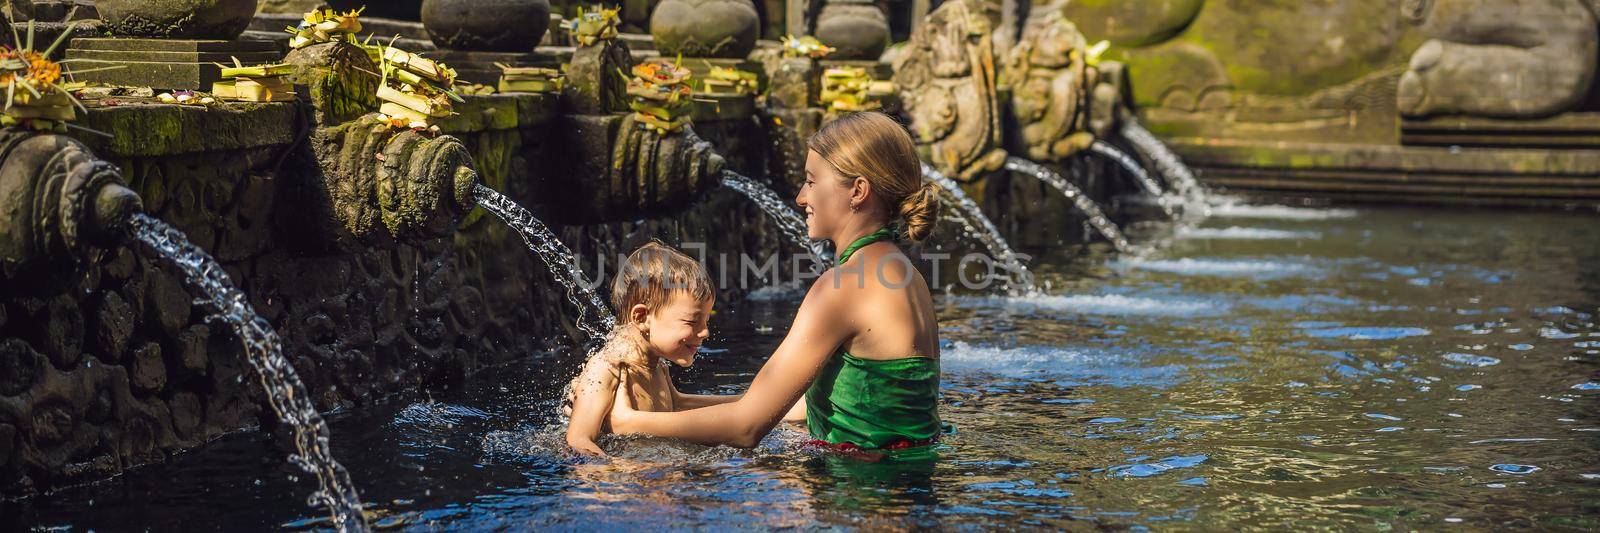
<box><xmin>73</xmin><ymin>100</ymin><xmax>300</xmax><ymax>158</ymax></box>
<box><xmin>437</xmin><ymin>93</ymin><xmax>558</xmax><ymax>134</ymax></box>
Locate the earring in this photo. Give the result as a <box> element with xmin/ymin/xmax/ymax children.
<box><xmin>851</xmin><ymin>203</ymin><xmax>859</xmax><ymax>212</ymax></box>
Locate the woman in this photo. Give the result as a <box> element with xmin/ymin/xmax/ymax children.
<box><xmin>607</xmin><ymin>111</ymin><xmax>943</xmax><ymax>450</ymax></box>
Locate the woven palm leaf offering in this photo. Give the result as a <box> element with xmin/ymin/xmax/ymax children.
<box><xmin>498</xmin><ymin>64</ymin><xmax>563</xmax><ymax>94</ymax></box>
<box><xmin>211</xmin><ymin>61</ymin><xmax>297</xmax><ymax>102</ymax></box>
<box><xmin>819</xmin><ymin>66</ymin><xmax>892</xmax><ymax>113</ymax></box>
<box><xmin>287</xmin><ymin>7</ymin><xmax>366</xmax><ymax>49</ymax></box>
<box><xmin>376</xmin><ymin>46</ymin><xmax>461</xmax><ymax>130</ymax></box>
<box><xmin>780</xmin><ymin>35</ymin><xmax>835</xmax><ymax>59</ymax></box>
<box><xmin>702</xmin><ymin>66</ymin><xmax>757</xmax><ymax>96</ymax></box>
<box><xmin>563</xmin><ymin>6</ymin><xmax>621</xmax><ymax>46</ymax></box>
<box><xmin>626</xmin><ymin>60</ymin><xmax>694</xmax><ymax>134</ymax></box>
<box><xmin>1</xmin><ymin>22</ymin><xmax>94</xmax><ymax>133</ymax></box>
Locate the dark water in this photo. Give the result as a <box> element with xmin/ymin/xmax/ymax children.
<box><xmin>9</xmin><ymin>203</ymin><xmax>1600</xmax><ymax>530</ymax></box>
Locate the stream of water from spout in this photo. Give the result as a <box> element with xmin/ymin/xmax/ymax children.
<box><xmin>472</xmin><ymin>184</ymin><xmax>617</xmax><ymax>339</ymax></box>
<box><xmin>1004</xmin><ymin>157</ymin><xmax>1133</xmax><ymax>253</ymax></box>
<box><xmin>922</xmin><ymin>163</ymin><xmax>1036</xmax><ymax>294</ymax></box>
<box><xmin>1089</xmin><ymin>140</ymin><xmax>1180</xmax><ymax>219</ymax></box>
<box><xmin>1120</xmin><ymin>118</ymin><xmax>1204</xmax><ymax>200</ymax></box>
<box><xmin>128</xmin><ymin>214</ymin><xmax>368</xmax><ymax>532</ymax></box>
<box><xmin>1088</xmin><ymin>141</ymin><xmax>1167</xmax><ymax>200</ymax></box>
<box><xmin>719</xmin><ymin>170</ymin><xmax>830</xmax><ymax>261</ymax></box>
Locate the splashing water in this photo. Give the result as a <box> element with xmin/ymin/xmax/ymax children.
<box><xmin>1119</xmin><ymin>119</ymin><xmax>1205</xmax><ymax>201</ymax></box>
<box><xmin>128</xmin><ymin>214</ymin><xmax>368</xmax><ymax>532</ymax></box>
<box><xmin>1004</xmin><ymin>157</ymin><xmax>1133</xmax><ymax>253</ymax></box>
<box><xmin>719</xmin><ymin>170</ymin><xmax>829</xmax><ymax>261</ymax></box>
<box><xmin>922</xmin><ymin>163</ymin><xmax>1036</xmax><ymax>294</ymax></box>
<box><xmin>473</xmin><ymin>184</ymin><xmax>616</xmax><ymax>339</ymax></box>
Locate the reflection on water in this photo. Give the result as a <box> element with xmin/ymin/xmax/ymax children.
<box><xmin>7</xmin><ymin>205</ymin><xmax>1600</xmax><ymax>529</ymax></box>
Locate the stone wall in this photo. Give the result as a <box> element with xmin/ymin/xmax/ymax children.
<box><xmin>0</xmin><ymin>97</ymin><xmax>802</xmax><ymax>495</ymax></box>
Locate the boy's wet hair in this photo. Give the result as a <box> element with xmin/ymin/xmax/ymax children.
<box><xmin>611</xmin><ymin>241</ymin><xmax>714</xmax><ymax>325</ymax></box>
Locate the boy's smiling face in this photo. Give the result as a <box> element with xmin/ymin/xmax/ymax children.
<box><xmin>636</xmin><ymin>291</ymin><xmax>713</xmax><ymax>367</ymax></box>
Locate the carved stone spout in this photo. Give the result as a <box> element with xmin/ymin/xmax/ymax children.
<box><xmin>282</xmin><ymin>40</ymin><xmax>480</xmax><ymax>246</ymax></box>
<box><xmin>0</xmin><ymin>129</ymin><xmax>143</xmax><ymax>294</ymax></box>
<box><xmin>892</xmin><ymin>0</ymin><xmax>1007</xmax><ymax>182</ymax></box>
<box><xmin>313</xmin><ymin>122</ymin><xmax>480</xmax><ymax>244</ymax></box>
<box><xmin>603</xmin><ymin>115</ymin><xmax>725</xmax><ymax>219</ymax></box>
<box><xmin>538</xmin><ymin>114</ymin><xmax>726</xmax><ymax>223</ymax></box>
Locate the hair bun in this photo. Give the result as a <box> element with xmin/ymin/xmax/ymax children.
<box><xmin>898</xmin><ymin>181</ymin><xmax>939</xmax><ymax>243</ymax></box>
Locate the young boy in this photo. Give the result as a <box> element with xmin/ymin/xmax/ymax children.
<box><xmin>566</xmin><ymin>242</ymin><xmax>738</xmax><ymax>456</ymax></box>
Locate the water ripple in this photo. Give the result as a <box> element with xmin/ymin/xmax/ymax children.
<box><xmin>1124</xmin><ymin>258</ymin><xmax>1317</xmax><ymax>278</ymax></box>
<box><xmin>1442</xmin><ymin>353</ymin><xmax>1501</xmax><ymax>367</ymax></box>
<box><xmin>1108</xmin><ymin>455</ymin><xmax>1209</xmax><ymax>478</ymax></box>
<box><xmin>1177</xmin><ymin>227</ymin><xmax>1322</xmax><ymax>240</ymax></box>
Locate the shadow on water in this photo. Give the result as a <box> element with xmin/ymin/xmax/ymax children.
<box><xmin>8</xmin><ymin>203</ymin><xmax>1600</xmax><ymax>530</ymax></box>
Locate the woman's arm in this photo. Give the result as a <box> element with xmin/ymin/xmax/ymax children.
<box><xmin>672</xmin><ymin>387</ymin><xmax>744</xmax><ymax>410</ymax></box>
<box><xmin>782</xmin><ymin>399</ymin><xmax>806</xmax><ymax>423</ymax></box>
<box><xmin>565</xmin><ymin>357</ymin><xmax>621</xmax><ymax>457</ymax></box>
<box><xmin>609</xmin><ymin>280</ymin><xmax>850</xmax><ymax>447</ymax></box>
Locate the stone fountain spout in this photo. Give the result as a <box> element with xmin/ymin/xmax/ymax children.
<box><xmin>0</xmin><ymin>129</ymin><xmax>144</xmax><ymax>294</ymax></box>
<box><xmin>310</xmin><ymin>121</ymin><xmax>482</xmax><ymax>244</ymax></box>
<box><xmin>282</xmin><ymin>40</ymin><xmax>482</xmax><ymax>247</ymax></box>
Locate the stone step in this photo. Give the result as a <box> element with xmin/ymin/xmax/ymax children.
<box><xmin>1167</xmin><ymin>137</ymin><xmax>1600</xmax><ymax>208</ymax></box>
<box><xmin>1401</xmin><ymin>113</ymin><xmax>1600</xmax><ymax>149</ymax></box>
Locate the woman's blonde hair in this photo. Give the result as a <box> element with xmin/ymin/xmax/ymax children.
<box><xmin>807</xmin><ymin>111</ymin><xmax>939</xmax><ymax>243</ymax></box>
<box><xmin>607</xmin><ymin>241</ymin><xmax>713</xmax><ymax>368</ymax></box>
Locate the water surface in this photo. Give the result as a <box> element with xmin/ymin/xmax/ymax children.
<box><xmin>9</xmin><ymin>205</ymin><xmax>1600</xmax><ymax>530</ymax></box>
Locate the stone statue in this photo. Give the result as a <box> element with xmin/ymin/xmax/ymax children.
<box><xmin>1003</xmin><ymin>5</ymin><xmax>1098</xmax><ymax>161</ymax></box>
<box><xmin>0</xmin><ymin>129</ymin><xmax>142</xmax><ymax>295</ymax></box>
<box><xmin>1398</xmin><ymin>0</ymin><xmax>1598</xmax><ymax>118</ymax></box>
<box><xmin>892</xmin><ymin>0</ymin><xmax>1007</xmax><ymax>181</ymax></box>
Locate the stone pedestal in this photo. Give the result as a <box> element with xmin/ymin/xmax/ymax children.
<box><xmin>766</xmin><ymin>57</ymin><xmax>820</xmax><ymax>109</ymax></box>
<box><xmin>692</xmin><ymin>93</ymin><xmax>756</xmax><ymax>123</ymax></box>
<box><xmin>63</xmin><ymin>38</ymin><xmax>282</xmax><ymax>90</ymax></box>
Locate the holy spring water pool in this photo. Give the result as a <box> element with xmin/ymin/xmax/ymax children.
<box><xmin>8</xmin><ymin>202</ymin><xmax>1599</xmax><ymax>530</ymax></box>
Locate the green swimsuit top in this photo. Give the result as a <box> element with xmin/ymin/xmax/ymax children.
<box><xmin>804</xmin><ymin>226</ymin><xmax>941</xmax><ymax>449</ymax></box>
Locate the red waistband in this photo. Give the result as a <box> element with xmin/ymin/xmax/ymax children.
<box><xmin>806</xmin><ymin>434</ymin><xmax>938</xmax><ymax>453</ymax></box>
